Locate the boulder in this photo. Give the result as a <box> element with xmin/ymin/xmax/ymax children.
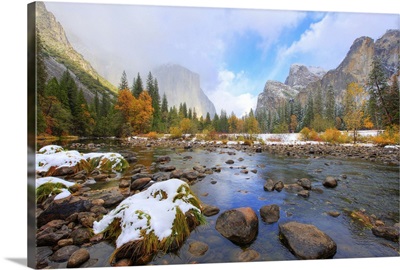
<box><xmin>37</xmin><ymin>196</ymin><xmax>91</xmax><ymax>227</ymax></box>
<box><xmin>215</xmin><ymin>207</ymin><xmax>258</xmax><ymax>245</ymax></box>
<box><xmin>279</xmin><ymin>221</ymin><xmax>337</xmax><ymax>259</ymax></box>
<box><xmin>263</xmin><ymin>179</ymin><xmax>275</xmax><ymax>192</ymax></box>
<box><xmin>297</xmin><ymin>178</ymin><xmax>312</xmax><ymax>190</ymax></box>
<box><xmin>323</xmin><ymin>176</ymin><xmax>338</xmax><ymax>188</ymax></box>
<box><xmin>67</xmin><ymin>248</ymin><xmax>90</xmax><ymax>268</ymax></box>
<box><xmin>170</xmin><ymin>169</ymin><xmax>184</xmax><ymax>179</ymax></box>
<box><xmin>36</xmin><ymin>246</ymin><xmax>53</xmax><ymax>268</ymax></box>
<box><xmin>52</xmin><ymin>166</ymin><xmax>75</xmax><ymax>176</ymax></box>
<box><xmin>36</xmin><ymin>225</ymin><xmax>70</xmax><ymax>247</ymax></box>
<box><xmin>260</xmin><ymin>204</ymin><xmax>280</xmax><ymax>223</ymax></box>
<box><xmin>371</xmin><ymin>226</ymin><xmax>399</xmax><ymax>242</ymax></box>
<box><xmin>50</xmin><ymin>245</ymin><xmax>79</xmax><ymax>262</ymax></box>
<box><xmin>274</xmin><ymin>181</ymin><xmax>284</xmax><ymax>192</ymax></box>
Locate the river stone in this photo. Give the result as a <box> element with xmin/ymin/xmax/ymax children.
<box><xmin>67</xmin><ymin>248</ymin><xmax>90</xmax><ymax>268</ymax></box>
<box><xmin>237</xmin><ymin>249</ymin><xmax>260</xmax><ymax>262</ymax></box>
<box><xmin>182</xmin><ymin>170</ymin><xmax>199</xmax><ymax>181</ymax></box>
<box><xmin>170</xmin><ymin>169</ymin><xmax>184</xmax><ymax>179</ymax></box>
<box><xmin>323</xmin><ymin>176</ymin><xmax>338</xmax><ymax>188</ymax></box>
<box><xmin>327</xmin><ymin>211</ymin><xmax>341</xmax><ymax>217</ymax></box>
<box><xmin>94</xmin><ymin>174</ymin><xmax>108</xmax><ymax>182</ymax></box>
<box><xmin>297</xmin><ymin>178</ymin><xmax>312</xmax><ymax>190</ymax></box>
<box><xmin>159</xmin><ymin>165</ymin><xmax>176</xmax><ymax>172</ymax></box>
<box><xmin>215</xmin><ymin>207</ymin><xmax>258</xmax><ymax>245</ymax></box>
<box><xmin>119</xmin><ymin>179</ymin><xmax>130</xmax><ymax>188</ymax></box>
<box><xmin>188</xmin><ymin>241</ymin><xmax>209</xmax><ymax>256</ymax></box>
<box><xmin>52</xmin><ymin>166</ymin><xmax>76</xmax><ymax>176</ymax></box>
<box><xmin>263</xmin><ymin>179</ymin><xmax>275</xmax><ymax>192</ymax></box>
<box><xmin>279</xmin><ymin>221</ymin><xmax>337</xmax><ymax>259</ymax></box>
<box><xmin>37</xmin><ymin>196</ymin><xmax>91</xmax><ymax>227</ymax></box>
<box><xmin>78</xmin><ymin>212</ymin><xmax>97</xmax><ymax>228</ymax></box>
<box><xmin>157</xmin><ymin>156</ymin><xmax>171</xmax><ymax>163</ymax></box>
<box><xmin>36</xmin><ymin>246</ymin><xmax>53</xmax><ymax>268</ymax></box>
<box><xmin>297</xmin><ymin>190</ymin><xmax>310</xmax><ymax>198</ymax></box>
<box><xmin>260</xmin><ymin>204</ymin><xmax>280</xmax><ymax>223</ymax></box>
<box><xmin>202</xmin><ymin>204</ymin><xmax>220</xmax><ymax>217</ymax></box>
<box><xmin>274</xmin><ymin>181</ymin><xmax>284</xmax><ymax>192</ymax></box>
<box><xmin>284</xmin><ymin>183</ymin><xmax>304</xmax><ymax>193</ymax></box>
<box><xmin>70</xmin><ymin>228</ymin><xmax>92</xmax><ymax>245</ymax></box>
<box><xmin>37</xmin><ymin>225</ymin><xmax>70</xmax><ymax>246</ymax></box>
<box><xmin>130</xmin><ymin>177</ymin><xmax>152</xmax><ymax>191</ymax></box>
<box><xmin>371</xmin><ymin>226</ymin><xmax>399</xmax><ymax>242</ymax></box>
<box><xmin>225</xmin><ymin>159</ymin><xmax>235</xmax><ymax>164</ymax></box>
<box><xmin>51</xmin><ymin>245</ymin><xmax>79</xmax><ymax>262</ymax></box>
<box><xmin>58</xmin><ymin>238</ymin><xmax>74</xmax><ymax>247</ymax></box>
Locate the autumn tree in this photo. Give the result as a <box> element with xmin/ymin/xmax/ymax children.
<box><xmin>132</xmin><ymin>91</ymin><xmax>154</xmax><ymax>133</ymax></box>
<box><xmin>343</xmin><ymin>82</ymin><xmax>368</xmax><ymax>143</ymax></box>
<box><xmin>289</xmin><ymin>114</ymin><xmax>298</xmax><ymax>132</ymax></box>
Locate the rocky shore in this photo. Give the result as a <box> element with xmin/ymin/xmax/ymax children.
<box><xmin>71</xmin><ymin>137</ymin><xmax>400</xmax><ymax>166</ymax></box>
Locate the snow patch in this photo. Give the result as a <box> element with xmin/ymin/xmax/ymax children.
<box><xmin>36</xmin><ymin>150</ymin><xmax>85</xmax><ymax>172</ymax></box>
<box><xmin>36</xmin><ymin>176</ymin><xmax>76</xmax><ymax>188</ymax></box>
<box><xmin>93</xmin><ymin>179</ymin><xmax>201</xmax><ymax>248</ymax></box>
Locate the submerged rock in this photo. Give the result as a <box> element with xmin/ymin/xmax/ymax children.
<box><xmin>263</xmin><ymin>179</ymin><xmax>275</xmax><ymax>192</ymax></box>
<box><xmin>237</xmin><ymin>249</ymin><xmax>260</xmax><ymax>262</ymax></box>
<box><xmin>202</xmin><ymin>204</ymin><xmax>220</xmax><ymax>217</ymax></box>
<box><xmin>371</xmin><ymin>226</ymin><xmax>399</xmax><ymax>242</ymax></box>
<box><xmin>188</xmin><ymin>241</ymin><xmax>209</xmax><ymax>256</ymax></box>
<box><xmin>215</xmin><ymin>207</ymin><xmax>258</xmax><ymax>245</ymax></box>
<box><xmin>279</xmin><ymin>221</ymin><xmax>337</xmax><ymax>259</ymax></box>
<box><xmin>50</xmin><ymin>245</ymin><xmax>80</xmax><ymax>262</ymax></box>
<box><xmin>323</xmin><ymin>176</ymin><xmax>338</xmax><ymax>188</ymax></box>
<box><xmin>260</xmin><ymin>204</ymin><xmax>280</xmax><ymax>223</ymax></box>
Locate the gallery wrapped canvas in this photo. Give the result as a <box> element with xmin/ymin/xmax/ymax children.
<box><xmin>27</xmin><ymin>1</ymin><xmax>399</xmax><ymax>269</ymax></box>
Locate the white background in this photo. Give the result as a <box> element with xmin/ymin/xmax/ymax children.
<box><xmin>0</xmin><ymin>0</ymin><xmax>399</xmax><ymax>269</ymax></box>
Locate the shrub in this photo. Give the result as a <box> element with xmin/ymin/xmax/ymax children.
<box><xmin>320</xmin><ymin>128</ymin><xmax>351</xmax><ymax>144</ymax></box>
<box><xmin>147</xmin><ymin>132</ymin><xmax>158</xmax><ymax>140</ymax></box>
<box><xmin>299</xmin><ymin>127</ymin><xmax>311</xmax><ymax>140</ymax></box>
<box><xmin>372</xmin><ymin>125</ymin><xmax>400</xmax><ymax>146</ymax></box>
<box><xmin>169</xmin><ymin>127</ymin><xmax>183</xmax><ymax>139</ymax></box>
<box><xmin>243</xmin><ymin>139</ymin><xmax>253</xmax><ymax>146</ymax></box>
<box><xmin>308</xmin><ymin>129</ymin><xmax>320</xmax><ymax>141</ymax></box>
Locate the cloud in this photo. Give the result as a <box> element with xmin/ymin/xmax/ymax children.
<box><xmin>208</xmin><ymin>69</ymin><xmax>258</xmax><ymax>117</ymax></box>
<box><xmin>273</xmin><ymin>12</ymin><xmax>399</xmax><ymax>75</ymax></box>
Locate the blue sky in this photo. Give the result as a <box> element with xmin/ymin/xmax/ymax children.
<box><xmin>45</xmin><ymin>1</ymin><xmax>399</xmax><ymax>117</ymax></box>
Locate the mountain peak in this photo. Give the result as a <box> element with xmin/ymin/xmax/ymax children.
<box><xmin>285</xmin><ymin>64</ymin><xmax>326</xmax><ymax>90</ymax></box>
<box><xmin>153</xmin><ymin>64</ymin><xmax>216</xmax><ymax>117</ymax></box>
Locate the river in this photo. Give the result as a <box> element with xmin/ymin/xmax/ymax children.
<box><xmin>40</xmin><ymin>139</ymin><xmax>399</xmax><ymax>266</ymax></box>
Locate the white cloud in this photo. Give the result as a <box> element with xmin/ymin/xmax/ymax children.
<box><xmin>208</xmin><ymin>69</ymin><xmax>258</xmax><ymax>117</ymax></box>
<box><xmin>275</xmin><ymin>12</ymin><xmax>398</xmax><ymax>74</ymax></box>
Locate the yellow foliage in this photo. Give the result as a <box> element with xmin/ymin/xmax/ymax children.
<box><xmin>169</xmin><ymin>126</ymin><xmax>183</xmax><ymax>139</ymax></box>
<box><xmin>299</xmin><ymin>127</ymin><xmax>311</xmax><ymax>140</ymax></box>
<box><xmin>372</xmin><ymin>125</ymin><xmax>400</xmax><ymax>146</ymax></box>
<box><xmin>147</xmin><ymin>132</ymin><xmax>158</xmax><ymax>140</ymax></box>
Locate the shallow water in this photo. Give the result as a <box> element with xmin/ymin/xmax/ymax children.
<box><xmin>63</xmin><ymin>141</ymin><xmax>400</xmax><ymax>265</ymax></box>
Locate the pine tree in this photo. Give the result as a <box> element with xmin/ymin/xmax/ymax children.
<box><xmin>325</xmin><ymin>85</ymin><xmax>336</xmax><ymax>127</ymax></box>
<box><xmin>132</xmin><ymin>73</ymin><xmax>143</xmax><ymax>98</ymax></box>
<box><xmin>303</xmin><ymin>92</ymin><xmax>314</xmax><ymax>128</ymax></box>
<box><xmin>119</xmin><ymin>70</ymin><xmax>129</xmax><ymax>90</ymax></box>
<box><xmin>149</xmin><ymin>77</ymin><xmax>161</xmax><ymax>131</ymax></box>
<box><xmin>367</xmin><ymin>57</ymin><xmax>393</xmax><ymax>125</ymax></box>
